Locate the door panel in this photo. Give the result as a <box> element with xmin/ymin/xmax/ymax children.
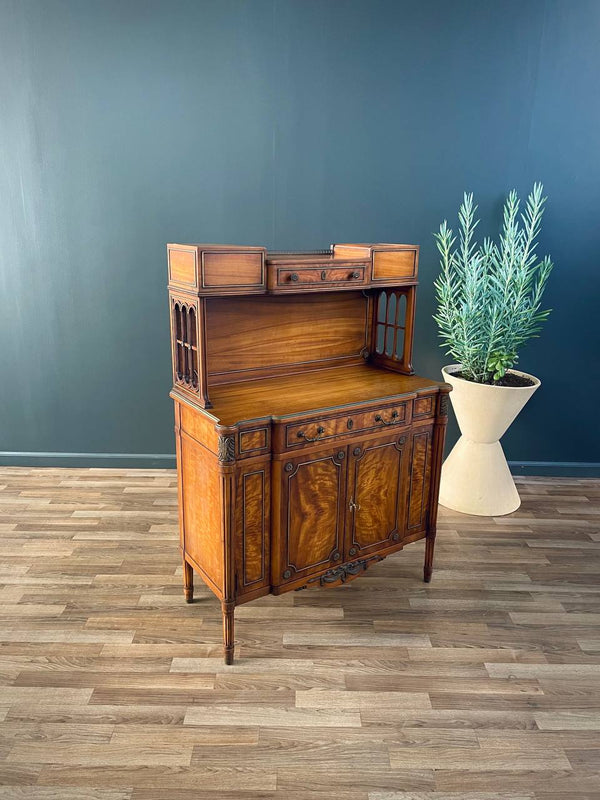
<box><xmin>276</xmin><ymin>446</ymin><xmax>347</xmax><ymax>586</ymax></box>
<box><xmin>347</xmin><ymin>434</ymin><xmax>408</xmax><ymax>557</ymax></box>
<box><xmin>234</xmin><ymin>461</ymin><xmax>270</xmax><ymax>597</ymax></box>
<box><xmin>406</xmin><ymin>426</ymin><xmax>433</xmax><ymax>533</ymax></box>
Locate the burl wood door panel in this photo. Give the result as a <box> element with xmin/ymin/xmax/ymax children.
<box><xmin>406</xmin><ymin>426</ymin><xmax>433</xmax><ymax>533</ymax></box>
<box><xmin>347</xmin><ymin>434</ymin><xmax>408</xmax><ymax>558</ymax></box>
<box><xmin>275</xmin><ymin>447</ymin><xmax>347</xmax><ymax>586</ymax></box>
<box><xmin>235</xmin><ymin>462</ymin><xmax>270</xmax><ymax>597</ymax></box>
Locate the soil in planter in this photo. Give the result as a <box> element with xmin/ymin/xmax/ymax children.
<box><xmin>453</xmin><ymin>370</ymin><xmax>536</xmax><ymax>388</ymax></box>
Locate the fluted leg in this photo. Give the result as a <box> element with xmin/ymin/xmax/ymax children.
<box><xmin>424</xmin><ymin>533</ymin><xmax>435</xmax><ymax>583</ymax></box>
<box><xmin>222</xmin><ymin>601</ymin><xmax>235</xmax><ymax>665</ymax></box>
<box><xmin>183</xmin><ymin>559</ymin><xmax>194</xmax><ymax>603</ymax></box>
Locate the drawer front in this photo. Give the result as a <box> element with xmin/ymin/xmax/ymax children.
<box><xmin>284</xmin><ymin>401</ymin><xmax>411</xmax><ymax>449</ymax></box>
<box><xmin>277</xmin><ymin>266</ymin><xmax>365</xmax><ymax>288</ymax></box>
<box><xmin>371</xmin><ymin>248</ymin><xmax>417</xmax><ymax>282</ymax></box>
<box><xmin>413</xmin><ymin>394</ymin><xmax>435</xmax><ymax>419</ymax></box>
<box><xmin>203</xmin><ymin>251</ymin><xmax>265</xmax><ymax>290</ymax></box>
<box><xmin>237</xmin><ymin>425</ymin><xmax>271</xmax><ymax>459</ymax></box>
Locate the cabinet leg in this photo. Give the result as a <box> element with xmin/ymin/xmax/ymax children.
<box><xmin>222</xmin><ymin>601</ymin><xmax>235</xmax><ymax>665</ymax></box>
<box><xmin>424</xmin><ymin>534</ymin><xmax>436</xmax><ymax>583</ymax></box>
<box><xmin>183</xmin><ymin>559</ymin><xmax>194</xmax><ymax>603</ymax></box>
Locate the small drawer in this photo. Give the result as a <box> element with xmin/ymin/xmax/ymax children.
<box><xmin>284</xmin><ymin>401</ymin><xmax>410</xmax><ymax>449</ymax></box>
<box><xmin>238</xmin><ymin>425</ymin><xmax>271</xmax><ymax>457</ymax></box>
<box><xmin>413</xmin><ymin>395</ymin><xmax>435</xmax><ymax>419</ymax></box>
<box><xmin>277</xmin><ymin>267</ymin><xmax>365</xmax><ymax>287</ymax></box>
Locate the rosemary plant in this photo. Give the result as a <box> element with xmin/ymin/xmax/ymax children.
<box><xmin>433</xmin><ymin>183</ymin><xmax>553</xmax><ymax>384</ymax></box>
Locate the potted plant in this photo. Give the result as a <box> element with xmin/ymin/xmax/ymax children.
<box><xmin>433</xmin><ymin>183</ymin><xmax>553</xmax><ymax>516</ymax></box>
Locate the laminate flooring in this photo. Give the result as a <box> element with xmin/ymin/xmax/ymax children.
<box><xmin>0</xmin><ymin>467</ymin><xmax>598</xmax><ymax>799</ymax></box>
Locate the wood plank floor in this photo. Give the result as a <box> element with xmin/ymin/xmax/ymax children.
<box><xmin>0</xmin><ymin>467</ymin><xmax>598</xmax><ymax>799</ymax></box>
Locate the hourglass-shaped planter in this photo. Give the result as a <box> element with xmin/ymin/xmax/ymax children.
<box><xmin>439</xmin><ymin>365</ymin><xmax>541</xmax><ymax>516</ymax></box>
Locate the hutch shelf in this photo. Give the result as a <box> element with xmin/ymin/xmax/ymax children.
<box><xmin>167</xmin><ymin>242</ymin><xmax>451</xmax><ymax>664</ymax></box>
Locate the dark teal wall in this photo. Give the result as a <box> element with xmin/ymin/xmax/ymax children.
<box><xmin>1</xmin><ymin>0</ymin><xmax>599</xmax><ymax>469</ymax></box>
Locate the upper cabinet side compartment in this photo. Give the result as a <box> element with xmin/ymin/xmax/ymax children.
<box><xmin>167</xmin><ymin>244</ymin><xmax>267</xmax><ymax>294</ymax></box>
<box><xmin>333</xmin><ymin>243</ymin><xmax>419</xmax><ymax>285</ymax></box>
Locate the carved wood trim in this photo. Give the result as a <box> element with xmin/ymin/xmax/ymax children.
<box><xmin>438</xmin><ymin>392</ymin><xmax>449</xmax><ymax>417</ymax></box>
<box><xmin>305</xmin><ymin>555</ymin><xmax>383</xmax><ymax>587</ymax></box>
<box><xmin>217</xmin><ymin>435</ymin><xmax>236</xmax><ymax>464</ymax></box>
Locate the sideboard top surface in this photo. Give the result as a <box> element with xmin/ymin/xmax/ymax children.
<box><xmin>173</xmin><ymin>363</ymin><xmax>445</xmax><ymax>427</ymax></box>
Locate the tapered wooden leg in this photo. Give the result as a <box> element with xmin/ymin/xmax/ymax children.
<box><xmin>183</xmin><ymin>559</ymin><xmax>194</xmax><ymax>603</ymax></box>
<box><xmin>424</xmin><ymin>534</ymin><xmax>436</xmax><ymax>583</ymax></box>
<box><xmin>222</xmin><ymin>601</ymin><xmax>235</xmax><ymax>665</ymax></box>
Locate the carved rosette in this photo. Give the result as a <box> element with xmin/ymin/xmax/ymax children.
<box><xmin>217</xmin><ymin>435</ymin><xmax>236</xmax><ymax>464</ymax></box>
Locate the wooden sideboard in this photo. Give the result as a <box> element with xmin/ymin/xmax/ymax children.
<box><xmin>167</xmin><ymin>243</ymin><xmax>451</xmax><ymax>663</ymax></box>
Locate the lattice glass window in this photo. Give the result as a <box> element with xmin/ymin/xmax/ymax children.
<box><xmin>375</xmin><ymin>290</ymin><xmax>407</xmax><ymax>360</ymax></box>
<box><xmin>173</xmin><ymin>301</ymin><xmax>198</xmax><ymax>389</ymax></box>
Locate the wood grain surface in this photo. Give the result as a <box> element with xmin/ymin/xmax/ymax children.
<box><xmin>0</xmin><ymin>466</ymin><xmax>598</xmax><ymax>799</ymax></box>
<box><xmin>206</xmin><ymin>364</ymin><xmax>441</xmax><ymax>427</ymax></box>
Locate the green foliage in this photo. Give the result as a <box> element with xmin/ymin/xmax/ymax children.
<box><xmin>433</xmin><ymin>183</ymin><xmax>553</xmax><ymax>385</ymax></box>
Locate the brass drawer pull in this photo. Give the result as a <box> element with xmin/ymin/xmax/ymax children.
<box><xmin>321</xmin><ymin>270</ymin><xmax>327</xmax><ymax>280</ymax></box>
<box><xmin>350</xmin><ymin>271</ymin><xmax>360</xmax><ymax>279</ymax></box>
<box><xmin>349</xmin><ymin>497</ymin><xmax>361</xmax><ymax>512</ymax></box>
<box><xmin>375</xmin><ymin>410</ymin><xmax>399</xmax><ymax>426</ymax></box>
<box><xmin>297</xmin><ymin>425</ymin><xmax>325</xmax><ymax>442</ymax></box>
<box><xmin>290</xmin><ymin>272</ymin><xmax>299</xmax><ymax>282</ymax></box>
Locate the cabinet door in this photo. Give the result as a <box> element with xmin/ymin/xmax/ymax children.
<box><xmin>275</xmin><ymin>446</ymin><xmax>347</xmax><ymax>586</ymax></box>
<box><xmin>346</xmin><ymin>433</ymin><xmax>409</xmax><ymax>558</ymax></box>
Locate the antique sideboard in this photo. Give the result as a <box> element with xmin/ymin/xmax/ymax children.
<box><xmin>167</xmin><ymin>242</ymin><xmax>451</xmax><ymax>663</ymax></box>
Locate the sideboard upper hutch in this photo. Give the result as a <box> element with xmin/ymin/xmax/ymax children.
<box><xmin>167</xmin><ymin>242</ymin><xmax>450</xmax><ymax>663</ymax></box>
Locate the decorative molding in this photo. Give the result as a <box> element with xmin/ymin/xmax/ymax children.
<box><xmin>439</xmin><ymin>393</ymin><xmax>449</xmax><ymax>417</ymax></box>
<box><xmin>217</xmin><ymin>435</ymin><xmax>236</xmax><ymax>464</ymax></box>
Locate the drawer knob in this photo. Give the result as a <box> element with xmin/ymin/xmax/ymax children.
<box><xmin>347</xmin><ymin>418</ymin><xmax>353</xmax><ymax>430</ymax></box>
<box><xmin>290</xmin><ymin>272</ymin><xmax>299</xmax><ymax>282</ymax></box>
<box><xmin>375</xmin><ymin>410</ymin><xmax>399</xmax><ymax>426</ymax></box>
<box><xmin>321</xmin><ymin>270</ymin><xmax>327</xmax><ymax>280</ymax></box>
<box><xmin>297</xmin><ymin>425</ymin><xmax>324</xmax><ymax>442</ymax></box>
<box><xmin>351</xmin><ymin>271</ymin><xmax>360</xmax><ymax>279</ymax></box>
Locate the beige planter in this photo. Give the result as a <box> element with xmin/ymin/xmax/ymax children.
<box><xmin>439</xmin><ymin>365</ymin><xmax>540</xmax><ymax>516</ymax></box>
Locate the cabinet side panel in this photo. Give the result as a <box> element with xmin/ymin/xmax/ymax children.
<box><xmin>180</xmin><ymin>404</ymin><xmax>219</xmax><ymax>454</ymax></box>
<box><xmin>180</xmin><ymin>434</ymin><xmax>223</xmax><ymax>593</ymax></box>
<box><xmin>407</xmin><ymin>427</ymin><xmax>433</xmax><ymax>531</ymax></box>
<box><xmin>168</xmin><ymin>247</ymin><xmax>198</xmax><ymax>288</ymax></box>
